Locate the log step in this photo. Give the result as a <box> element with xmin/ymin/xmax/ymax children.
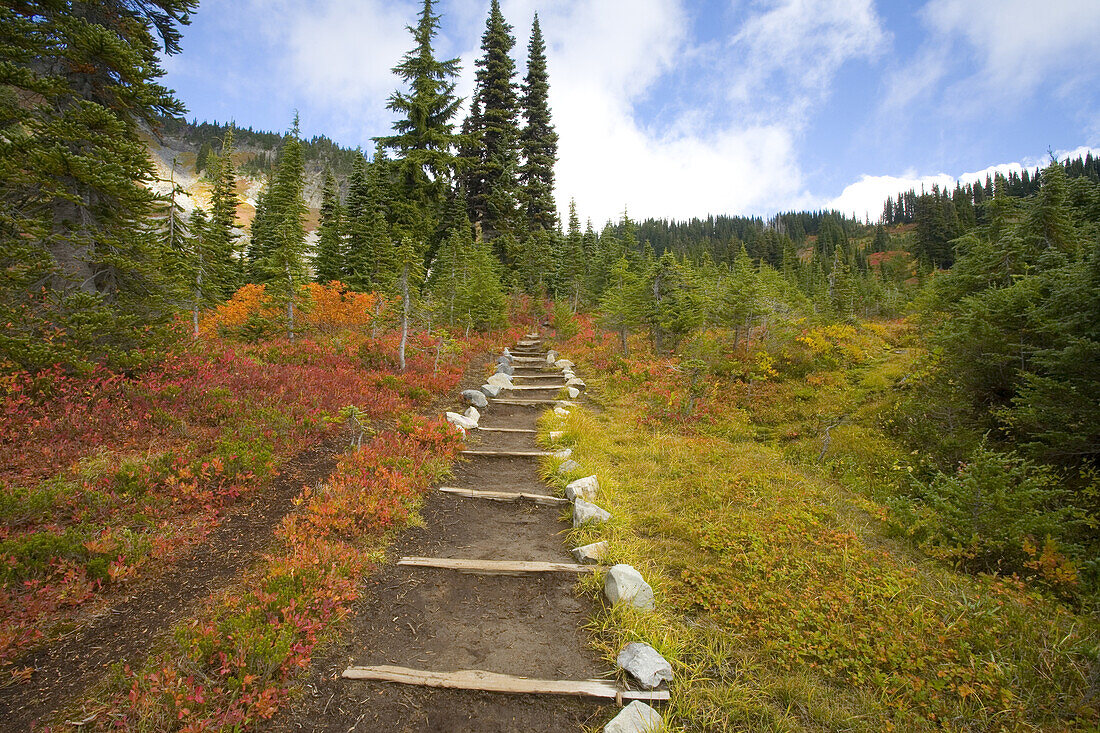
<box><xmin>460</xmin><ymin>449</ymin><xmax>552</xmax><ymax>457</ymax></box>
<box><xmin>475</xmin><ymin>427</ymin><xmax>537</xmax><ymax>433</ymax></box>
<box><xmin>437</xmin><ymin>486</ymin><xmax>567</xmax><ymax>506</ymax></box>
<box><xmin>397</xmin><ymin>557</ymin><xmax>597</xmax><ymax>574</ymax></box>
<box><xmin>506</xmin><ymin>384</ymin><xmax>564</xmax><ymax>391</ymax></box>
<box><xmin>493</xmin><ymin>399</ymin><xmax>578</xmax><ymax>407</ymax></box>
<box><xmin>342</xmin><ymin>665</ymin><xmax>670</xmax><ymax>702</ymax></box>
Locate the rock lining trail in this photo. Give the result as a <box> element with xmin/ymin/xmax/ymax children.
<box><xmin>268</xmin><ymin>335</ymin><xmax>620</xmax><ymax>732</ymax></box>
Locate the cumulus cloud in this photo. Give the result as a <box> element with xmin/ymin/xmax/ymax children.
<box><xmin>882</xmin><ymin>0</ymin><xmax>1100</xmax><ymax>118</ymax></box>
<box><xmin>725</xmin><ymin>0</ymin><xmax>889</xmax><ymax>124</ymax></box>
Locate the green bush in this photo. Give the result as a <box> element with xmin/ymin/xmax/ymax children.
<box><xmin>906</xmin><ymin>446</ymin><xmax>1084</xmax><ymax>584</ymax></box>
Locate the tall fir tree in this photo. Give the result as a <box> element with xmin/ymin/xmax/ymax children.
<box><xmin>207</xmin><ymin>128</ymin><xmax>241</xmax><ymax>296</ymax></box>
<box><xmin>377</xmin><ymin>0</ymin><xmax>465</xmax><ymax>248</ymax></box>
<box><xmin>261</xmin><ymin>115</ymin><xmax>309</xmax><ymax>340</ymax></box>
<box><xmin>0</xmin><ymin>1</ymin><xmax>197</xmax><ymax>372</ymax></box>
<box><xmin>466</xmin><ymin>0</ymin><xmax>522</xmax><ymax>254</ymax></box>
<box><xmin>519</xmin><ymin>13</ymin><xmax>558</xmax><ymax>232</ymax></box>
<box><xmin>313</xmin><ymin>169</ymin><xmax>345</xmax><ymax>284</ymax></box>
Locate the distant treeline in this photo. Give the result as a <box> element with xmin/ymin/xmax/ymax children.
<box><xmin>880</xmin><ymin>153</ymin><xmax>1100</xmax><ymax>267</ymax></box>
<box><xmin>158</xmin><ymin>117</ymin><xmax>362</xmax><ymax>178</ymax></box>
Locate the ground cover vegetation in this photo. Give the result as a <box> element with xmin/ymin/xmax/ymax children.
<box><xmin>2</xmin><ymin>0</ymin><xmax>1098</xmax><ymax>729</ymax></box>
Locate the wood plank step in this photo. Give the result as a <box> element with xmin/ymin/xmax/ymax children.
<box><xmin>511</xmin><ymin>374</ymin><xmax>564</xmax><ymax>380</ymax></box>
<box><xmin>509</xmin><ymin>356</ymin><xmax>546</xmax><ymax>363</ymax></box>
<box><xmin>493</xmin><ymin>399</ymin><xmax>578</xmax><ymax>407</ymax></box>
<box><xmin>460</xmin><ymin>449</ymin><xmax>552</xmax><ymax>457</ymax></box>
<box><xmin>437</xmin><ymin>486</ymin><xmax>567</xmax><ymax>506</ymax></box>
<box><xmin>396</xmin><ymin>557</ymin><xmax>598</xmax><ymax>574</ymax></box>
<box><xmin>475</xmin><ymin>427</ymin><xmax>537</xmax><ymax>433</ymax></box>
<box><xmin>342</xmin><ymin>666</ymin><xmax>670</xmax><ymax>702</ymax></box>
<box><xmin>506</xmin><ymin>384</ymin><xmax>564</xmax><ymax>391</ymax></box>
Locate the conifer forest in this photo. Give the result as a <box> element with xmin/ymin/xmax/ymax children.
<box><xmin>0</xmin><ymin>1</ymin><xmax>1098</xmax><ymax>731</ymax></box>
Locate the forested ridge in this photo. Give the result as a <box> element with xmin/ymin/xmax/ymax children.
<box><xmin>1</xmin><ymin>0</ymin><xmax>1099</xmax><ymax>729</ymax></box>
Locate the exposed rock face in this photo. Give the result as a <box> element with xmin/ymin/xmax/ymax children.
<box><xmin>603</xmin><ymin>564</ymin><xmax>655</xmax><ymax>610</ymax></box>
<box><xmin>616</xmin><ymin>642</ymin><xmax>674</xmax><ymax>689</ymax></box>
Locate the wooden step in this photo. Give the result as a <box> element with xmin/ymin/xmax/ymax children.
<box><xmin>460</xmin><ymin>449</ymin><xmax>552</xmax><ymax>457</ymax></box>
<box><xmin>511</xmin><ymin>374</ymin><xmax>563</xmax><ymax>380</ymax></box>
<box><xmin>475</xmin><ymin>427</ymin><xmax>537</xmax><ymax>433</ymax></box>
<box><xmin>509</xmin><ymin>356</ymin><xmax>547</xmax><ymax>363</ymax></box>
<box><xmin>342</xmin><ymin>665</ymin><xmax>670</xmax><ymax>702</ymax></box>
<box><xmin>437</xmin><ymin>486</ymin><xmax>567</xmax><ymax>506</ymax></box>
<box><xmin>493</xmin><ymin>399</ymin><xmax>578</xmax><ymax>407</ymax></box>
<box><xmin>397</xmin><ymin>557</ymin><xmax>598</xmax><ymax>574</ymax></box>
<box><xmin>506</xmin><ymin>384</ymin><xmax>564</xmax><ymax>391</ymax></box>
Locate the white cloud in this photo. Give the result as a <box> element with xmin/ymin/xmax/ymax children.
<box><xmin>726</xmin><ymin>0</ymin><xmax>888</xmax><ymax>124</ymax></box>
<box><xmin>827</xmin><ymin>145</ymin><xmax>1100</xmax><ymax>221</ymax></box>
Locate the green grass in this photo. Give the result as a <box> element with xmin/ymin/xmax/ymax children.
<box><xmin>539</xmin><ymin>363</ymin><xmax>1099</xmax><ymax>731</ymax></box>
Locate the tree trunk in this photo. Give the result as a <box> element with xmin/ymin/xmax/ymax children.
<box><xmin>398</xmin><ymin>264</ymin><xmax>409</xmax><ymax>372</ymax></box>
<box><xmin>620</xmin><ymin>328</ymin><xmax>629</xmax><ymax>357</ymax></box>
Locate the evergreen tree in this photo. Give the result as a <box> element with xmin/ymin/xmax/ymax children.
<box><xmin>246</xmin><ymin>171</ymin><xmax>276</xmax><ymax>280</ymax></box>
<box><xmin>0</xmin><ymin>1</ymin><xmax>197</xmax><ymax>373</ymax></box>
<box><xmin>260</xmin><ymin>115</ymin><xmax>309</xmax><ymax>340</ymax></box>
<box><xmin>646</xmin><ymin>251</ymin><xmax>702</xmax><ymax>353</ymax></box>
<box><xmin>466</xmin><ymin>0</ymin><xmax>522</xmax><ymax>252</ymax></box>
<box><xmin>314</xmin><ymin>169</ymin><xmax>345</xmax><ymax>284</ymax></box>
<box><xmin>518</xmin><ymin>13</ymin><xmax>558</xmax><ymax>232</ymax></box>
<box><xmin>599</xmin><ymin>257</ymin><xmax>647</xmax><ymax>355</ymax></box>
<box><xmin>377</xmin><ymin>0</ymin><xmax>465</xmax><ymax>248</ymax></box>
<box><xmin>207</xmin><ymin>127</ymin><xmax>241</xmax><ymax>296</ymax></box>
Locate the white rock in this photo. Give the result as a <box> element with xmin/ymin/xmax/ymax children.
<box><xmin>616</xmin><ymin>642</ymin><xmax>674</xmax><ymax>689</ymax></box>
<box><xmin>555</xmin><ymin>359</ymin><xmax>575</xmax><ymax>369</ymax></box>
<box><xmin>462</xmin><ymin>389</ymin><xmax>488</xmax><ymax>408</ymax></box>
<box><xmin>553</xmin><ymin>448</ymin><xmax>573</xmax><ymax>460</ymax></box>
<box><xmin>558</xmin><ymin>458</ymin><xmax>581</xmax><ymax>474</ymax></box>
<box><xmin>553</xmin><ymin>406</ymin><xmax>570</xmax><ymax>417</ymax></box>
<box><xmin>567</xmin><ymin>387</ymin><xmax>581</xmax><ymax>399</ymax></box>
<box><xmin>496</xmin><ymin>362</ymin><xmax>514</xmax><ymax>376</ymax></box>
<box><xmin>464</xmin><ymin>406</ymin><xmax>480</xmax><ymax>422</ymax></box>
<box><xmin>571</xmin><ymin>540</ymin><xmax>608</xmax><ymax>564</ymax></box>
<box><xmin>545</xmin><ymin>350</ymin><xmax>558</xmax><ymax>365</ymax></box>
<box><xmin>445</xmin><ymin>412</ymin><xmax>478</xmax><ymax>431</ymax></box>
<box><xmin>573</xmin><ymin>498</ymin><xmax>610</xmax><ymax>527</ymax></box>
<box><xmin>566</xmin><ymin>377</ymin><xmax>586</xmax><ymax>390</ymax></box>
<box><xmin>480</xmin><ymin>383</ymin><xmax>502</xmax><ymax>398</ymax></box>
<box><xmin>603</xmin><ymin>701</ymin><xmax>663</xmax><ymax>733</ymax></box>
<box><xmin>487</xmin><ymin>372</ymin><xmax>513</xmax><ymax>389</ymax></box>
<box><xmin>497</xmin><ymin>355</ymin><xmax>512</xmax><ymax>367</ymax></box>
<box><xmin>503</xmin><ymin>347</ymin><xmax>512</xmax><ymax>357</ymax></box>
<box><xmin>604</xmin><ymin>564</ymin><xmax>655</xmax><ymax>610</ymax></box>
<box><xmin>549</xmin><ymin>430</ymin><xmax>564</xmax><ymax>441</ymax></box>
<box><xmin>565</xmin><ymin>475</ymin><xmax>599</xmax><ymax>501</ymax></box>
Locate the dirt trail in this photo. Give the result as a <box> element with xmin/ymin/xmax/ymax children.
<box><xmin>269</xmin><ymin>344</ymin><xmax>610</xmax><ymax>732</ymax></box>
<box><xmin>0</xmin><ymin>439</ymin><xmax>342</xmax><ymax>731</ymax></box>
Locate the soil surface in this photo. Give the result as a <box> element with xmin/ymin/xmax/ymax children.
<box><xmin>266</xmin><ymin>343</ymin><xmax>612</xmax><ymax>732</ymax></box>
<box><xmin>1</xmin><ymin>438</ymin><xmax>343</xmax><ymax>731</ymax></box>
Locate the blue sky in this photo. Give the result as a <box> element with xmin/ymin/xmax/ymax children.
<box><xmin>162</xmin><ymin>0</ymin><xmax>1100</xmax><ymax>224</ymax></box>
